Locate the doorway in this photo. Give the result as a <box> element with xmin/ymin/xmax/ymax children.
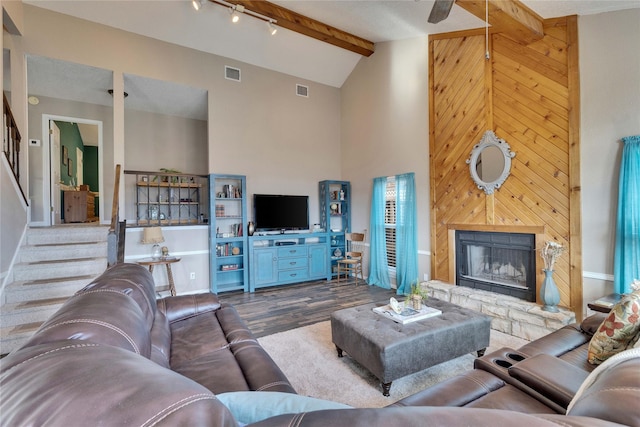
<box><xmin>42</xmin><ymin>115</ymin><xmax>103</xmax><ymax>226</ymax></box>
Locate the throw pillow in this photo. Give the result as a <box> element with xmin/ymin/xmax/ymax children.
<box><xmin>215</xmin><ymin>391</ymin><xmax>352</xmax><ymax>425</ymax></box>
<box><xmin>587</xmin><ymin>290</ymin><xmax>640</xmax><ymax>365</ymax></box>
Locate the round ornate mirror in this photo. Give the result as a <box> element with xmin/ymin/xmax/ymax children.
<box><xmin>466</xmin><ymin>130</ymin><xmax>515</xmax><ymax>195</ymax></box>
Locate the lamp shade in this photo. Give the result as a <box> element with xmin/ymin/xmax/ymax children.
<box><xmin>141</xmin><ymin>227</ymin><xmax>164</xmax><ymax>244</ymax></box>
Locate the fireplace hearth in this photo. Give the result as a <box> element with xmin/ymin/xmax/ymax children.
<box><xmin>455</xmin><ymin>231</ymin><xmax>536</xmax><ymax>302</ymax></box>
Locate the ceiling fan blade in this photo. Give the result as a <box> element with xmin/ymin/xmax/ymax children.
<box><xmin>428</xmin><ymin>0</ymin><xmax>455</xmax><ymax>24</ymax></box>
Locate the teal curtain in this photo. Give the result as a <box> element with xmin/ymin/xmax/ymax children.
<box><xmin>395</xmin><ymin>173</ymin><xmax>419</xmax><ymax>295</ymax></box>
<box><xmin>367</xmin><ymin>176</ymin><xmax>391</xmax><ymax>289</ymax></box>
<box><xmin>614</xmin><ymin>135</ymin><xmax>640</xmax><ymax>294</ymax></box>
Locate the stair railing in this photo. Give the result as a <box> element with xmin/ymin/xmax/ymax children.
<box><xmin>3</xmin><ymin>93</ymin><xmax>27</xmax><ymax>204</ymax></box>
<box><xmin>107</xmin><ymin>164</ymin><xmax>125</xmax><ymax>266</ymax></box>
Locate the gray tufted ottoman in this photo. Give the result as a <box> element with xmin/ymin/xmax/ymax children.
<box><xmin>330</xmin><ymin>298</ymin><xmax>491</xmax><ymax>396</ymax></box>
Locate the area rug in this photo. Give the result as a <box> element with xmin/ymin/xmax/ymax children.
<box><xmin>258</xmin><ymin>321</ymin><xmax>528</xmax><ymax>408</ymax></box>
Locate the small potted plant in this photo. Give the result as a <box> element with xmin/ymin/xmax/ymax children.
<box><xmin>406</xmin><ymin>281</ymin><xmax>428</xmax><ymax>310</ymax></box>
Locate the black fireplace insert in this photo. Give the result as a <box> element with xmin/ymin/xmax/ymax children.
<box><xmin>455</xmin><ymin>231</ymin><xmax>536</xmax><ymax>302</ymax></box>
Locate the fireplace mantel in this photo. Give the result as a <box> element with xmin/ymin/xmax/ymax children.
<box><xmin>447</xmin><ymin>224</ymin><xmax>545</xmax><ymax>234</ymax></box>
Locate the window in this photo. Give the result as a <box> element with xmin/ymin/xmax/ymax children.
<box><xmin>384</xmin><ymin>176</ymin><xmax>396</xmax><ymax>268</ymax></box>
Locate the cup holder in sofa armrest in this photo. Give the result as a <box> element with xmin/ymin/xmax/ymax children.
<box><xmin>474</xmin><ymin>347</ymin><xmax>528</xmax><ymax>381</ymax></box>
<box><xmin>507</xmin><ymin>353</ymin><xmax>526</xmax><ymax>362</ymax></box>
<box><xmin>495</xmin><ymin>359</ymin><xmax>513</xmax><ymax>368</ymax></box>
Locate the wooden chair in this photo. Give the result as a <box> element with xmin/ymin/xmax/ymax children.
<box><xmin>337</xmin><ymin>232</ymin><xmax>365</xmax><ymax>285</ymax></box>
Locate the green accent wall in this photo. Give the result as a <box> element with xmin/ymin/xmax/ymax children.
<box><xmin>56</xmin><ymin>121</ymin><xmax>83</xmax><ymax>186</ymax></box>
<box><xmin>83</xmin><ymin>146</ymin><xmax>99</xmax><ymax>191</ymax></box>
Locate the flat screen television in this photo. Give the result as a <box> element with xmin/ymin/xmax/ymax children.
<box><xmin>253</xmin><ymin>194</ymin><xmax>309</xmax><ymax>231</ymax></box>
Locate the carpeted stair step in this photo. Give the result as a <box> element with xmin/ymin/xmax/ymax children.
<box><xmin>0</xmin><ymin>296</ymin><xmax>70</xmax><ymax>329</ymax></box>
<box><xmin>1</xmin><ymin>225</ymin><xmax>110</xmax><ymax>356</ymax></box>
<box><xmin>26</xmin><ymin>225</ymin><xmax>108</xmax><ymax>245</ymax></box>
<box><xmin>12</xmin><ymin>257</ymin><xmax>107</xmax><ymax>282</ymax></box>
<box><xmin>2</xmin><ymin>275</ymin><xmax>97</xmax><ymax>304</ymax></box>
<box><xmin>19</xmin><ymin>241</ymin><xmax>108</xmax><ymax>263</ymax></box>
<box><xmin>0</xmin><ymin>321</ymin><xmax>43</xmax><ymax>356</ymax></box>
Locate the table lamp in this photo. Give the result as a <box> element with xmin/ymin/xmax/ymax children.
<box><xmin>142</xmin><ymin>227</ymin><xmax>164</xmax><ymax>259</ymax></box>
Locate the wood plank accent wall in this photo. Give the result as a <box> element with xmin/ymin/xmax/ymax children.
<box><xmin>429</xmin><ymin>17</ymin><xmax>582</xmax><ymax>318</ymax></box>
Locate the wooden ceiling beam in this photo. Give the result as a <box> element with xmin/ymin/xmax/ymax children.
<box><xmin>455</xmin><ymin>0</ymin><xmax>544</xmax><ymax>44</ymax></box>
<box><xmin>210</xmin><ymin>0</ymin><xmax>375</xmax><ymax>57</ymax></box>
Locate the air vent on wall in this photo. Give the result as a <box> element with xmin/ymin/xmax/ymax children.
<box><xmin>296</xmin><ymin>84</ymin><xmax>309</xmax><ymax>98</ymax></box>
<box><xmin>225</xmin><ymin>66</ymin><xmax>241</xmax><ymax>82</ymax></box>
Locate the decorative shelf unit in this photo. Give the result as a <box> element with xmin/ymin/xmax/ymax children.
<box><xmin>319</xmin><ymin>180</ymin><xmax>351</xmax><ymax>277</ymax></box>
<box><xmin>210</xmin><ymin>174</ymin><xmax>248</xmax><ymax>293</ymax></box>
<box><xmin>124</xmin><ymin>170</ymin><xmax>208</xmax><ymax>227</ymax></box>
<box><xmin>248</xmin><ymin>233</ymin><xmax>330</xmax><ymax>292</ymax></box>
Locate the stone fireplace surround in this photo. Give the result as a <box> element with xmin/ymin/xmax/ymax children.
<box><xmin>423</xmin><ymin>280</ymin><xmax>576</xmax><ymax>341</ymax></box>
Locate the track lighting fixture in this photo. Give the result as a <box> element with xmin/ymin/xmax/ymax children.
<box><xmin>229</xmin><ymin>4</ymin><xmax>244</xmax><ymax>23</ymax></box>
<box><xmin>268</xmin><ymin>20</ymin><xmax>278</xmax><ymax>36</ymax></box>
<box><xmin>206</xmin><ymin>1</ymin><xmax>277</xmax><ymax>33</ymax></box>
<box><xmin>191</xmin><ymin>0</ymin><xmax>203</xmax><ymax>11</ymax></box>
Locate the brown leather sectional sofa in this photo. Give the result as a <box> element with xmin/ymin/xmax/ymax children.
<box><xmin>1</xmin><ymin>263</ymin><xmax>638</xmax><ymax>426</ymax></box>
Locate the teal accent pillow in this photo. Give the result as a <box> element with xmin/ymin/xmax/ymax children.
<box><xmin>216</xmin><ymin>391</ymin><xmax>352</xmax><ymax>425</ymax></box>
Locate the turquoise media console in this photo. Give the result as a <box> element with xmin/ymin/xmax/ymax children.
<box><xmin>248</xmin><ymin>233</ymin><xmax>332</xmax><ymax>291</ymax></box>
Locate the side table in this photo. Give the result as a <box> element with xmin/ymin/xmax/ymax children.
<box><xmin>587</xmin><ymin>293</ymin><xmax>622</xmax><ymax>313</ymax></box>
<box><xmin>137</xmin><ymin>257</ymin><xmax>181</xmax><ymax>296</ymax></box>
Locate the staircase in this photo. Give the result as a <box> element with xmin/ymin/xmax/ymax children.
<box><xmin>0</xmin><ymin>224</ymin><xmax>109</xmax><ymax>355</ymax></box>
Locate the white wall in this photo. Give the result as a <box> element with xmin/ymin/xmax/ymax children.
<box><xmin>579</xmin><ymin>9</ymin><xmax>640</xmax><ymax>311</ymax></box>
<box><xmin>17</xmin><ymin>4</ymin><xmax>342</xmax><ymax>294</ymax></box>
<box><xmin>341</xmin><ymin>37</ymin><xmax>431</xmax><ymax>282</ymax></box>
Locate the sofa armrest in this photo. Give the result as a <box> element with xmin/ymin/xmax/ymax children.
<box><xmin>508</xmin><ymin>354</ymin><xmax>589</xmax><ymax>408</ymax></box>
<box><xmin>158</xmin><ymin>293</ymin><xmax>222</xmax><ymax>323</ymax></box>
<box><xmin>580</xmin><ymin>313</ymin><xmax>607</xmax><ymax>335</ymax></box>
<box><xmin>391</xmin><ymin>370</ymin><xmax>504</xmax><ymax>408</ymax></box>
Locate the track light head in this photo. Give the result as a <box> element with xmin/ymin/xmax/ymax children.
<box><xmin>192</xmin><ymin>0</ymin><xmax>203</xmax><ymax>11</ymax></box>
<box><xmin>268</xmin><ymin>21</ymin><xmax>278</xmax><ymax>35</ymax></box>
<box><xmin>229</xmin><ymin>4</ymin><xmax>245</xmax><ymax>23</ymax></box>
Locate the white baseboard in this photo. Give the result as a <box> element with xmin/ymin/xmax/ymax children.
<box><xmin>583</xmin><ymin>271</ymin><xmax>614</xmax><ymax>282</ymax></box>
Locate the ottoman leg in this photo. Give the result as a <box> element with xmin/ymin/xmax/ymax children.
<box><xmin>477</xmin><ymin>348</ymin><xmax>486</xmax><ymax>357</ymax></box>
<box><xmin>382</xmin><ymin>382</ymin><xmax>392</xmax><ymax>397</ymax></box>
<box><xmin>335</xmin><ymin>345</ymin><xmax>344</xmax><ymax>358</ymax></box>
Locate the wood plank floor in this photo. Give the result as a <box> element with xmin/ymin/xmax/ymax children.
<box><xmin>220</xmin><ymin>278</ymin><xmax>396</xmax><ymax>338</ymax></box>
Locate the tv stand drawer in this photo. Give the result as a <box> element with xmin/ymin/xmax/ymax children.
<box><xmin>278</xmin><ymin>269</ymin><xmax>308</xmax><ymax>282</ymax></box>
<box><xmin>278</xmin><ymin>257</ymin><xmax>308</xmax><ymax>270</ymax></box>
<box><xmin>277</xmin><ymin>246</ymin><xmax>308</xmax><ymax>257</ymax></box>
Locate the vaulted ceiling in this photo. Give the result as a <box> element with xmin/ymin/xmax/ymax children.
<box><xmin>25</xmin><ymin>0</ymin><xmax>640</xmax><ymax>88</ymax></box>
<box><xmin>20</xmin><ymin>1</ymin><xmax>640</xmax><ymax>122</ymax></box>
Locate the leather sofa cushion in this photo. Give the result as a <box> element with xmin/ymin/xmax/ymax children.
<box><xmin>518</xmin><ymin>323</ymin><xmax>591</xmax><ymax>359</ymax></box>
<box><xmin>169</xmin><ymin>305</ymin><xmax>295</xmax><ymax>395</ymax></box>
<box><xmin>558</xmin><ymin>343</ymin><xmax>595</xmax><ymax>372</ymax></box>
<box><xmin>158</xmin><ymin>292</ymin><xmax>221</xmax><ymax>323</ymax></box>
<box><xmin>21</xmin><ymin>290</ymin><xmax>152</xmax><ymax>358</ymax></box>
<box><xmin>248</xmin><ymin>407</ymin><xmax>582</xmax><ymax>427</ymax></box>
<box><xmin>567</xmin><ymin>349</ymin><xmax>640</xmax><ymax>426</ymax></box>
<box><xmin>464</xmin><ymin>384</ymin><xmax>558</xmax><ymax>413</ymax></box>
<box><xmin>580</xmin><ymin>313</ymin><xmax>608</xmax><ymax>335</ymax></box>
<box><xmin>0</xmin><ymin>341</ymin><xmax>238</xmax><ymax>427</ymax></box>
<box><xmin>217</xmin><ymin>305</ymin><xmax>295</xmax><ymax>393</ymax></box>
<box><xmin>150</xmin><ymin>309</ymin><xmax>171</xmax><ymax>368</ymax></box>
<box><xmin>79</xmin><ymin>263</ymin><xmax>157</xmax><ymax>330</ymax></box>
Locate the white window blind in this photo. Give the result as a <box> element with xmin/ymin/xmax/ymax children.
<box><xmin>385</xmin><ymin>176</ymin><xmax>396</xmax><ymax>268</ymax></box>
